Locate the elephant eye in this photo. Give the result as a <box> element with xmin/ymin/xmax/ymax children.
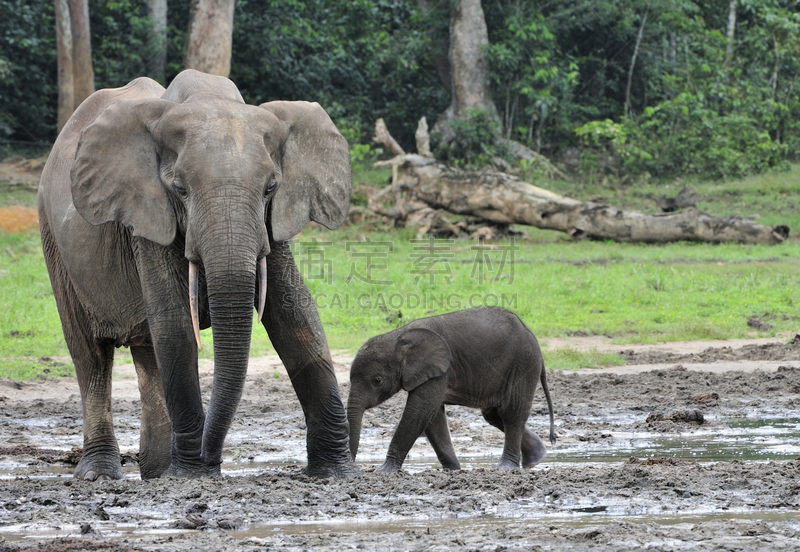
<box><xmin>173</xmin><ymin>181</ymin><xmax>188</xmax><ymax>198</ymax></box>
<box><xmin>372</xmin><ymin>376</ymin><xmax>384</xmax><ymax>387</ymax></box>
<box><xmin>265</xmin><ymin>177</ymin><xmax>278</xmax><ymax>196</ymax></box>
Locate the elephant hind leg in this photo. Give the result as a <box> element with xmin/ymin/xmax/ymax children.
<box><xmin>520</xmin><ymin>430</ymin><xmax>548</xmax><ymax>468</ymax></box>
<box><xmin>482</xmin><ymin>407</ymin><xmax>538</xmax><ymax>470</ymax></box>
<box><xmin>131</xmin><ymin>345</ymin><xmax>171</xmax><ymax>479</ymax></box>
<box><xmin>41</xmin><ymin>220</ymin><xmax>122</xmax><ymax>481</ymax></box>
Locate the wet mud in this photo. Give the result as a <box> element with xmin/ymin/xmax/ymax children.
<box><xmin>1</xmin><ymin>339</ymin><xmax>800</xmax><ymax>550</ymax></box>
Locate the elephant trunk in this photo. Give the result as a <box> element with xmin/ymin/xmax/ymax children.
<box><xmin>190</xmin><ymin>187</ymin><xmax>269</xmax><ymax>468</ymax></box>
<box><xmin>347</xmin><ymin>401</ymin><xmax>365</xmax><ymax>461</ymax></box>
<box><xmin>201</xmin><ymin>259</ymin><xmax>257</xmax><ymax>466</ymax></box>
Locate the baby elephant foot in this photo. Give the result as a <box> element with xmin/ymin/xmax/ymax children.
<box><xmin>495</xmin><ymin>459</ymin><xmax>521</xmax><ymax>471</ymax></box>
<box><xmin>74</xmin><ymin>448</ymin><xmax>123</xmax><ymax>481</ymax></box>
<box><xmin>522</xmin><ymin>453</ymin><xmax>547</xmax><ymax>468</ymax></box>
<box><xmin>522</xmin><ymin>432</ymin><xmax>548</xmax><ymax>467</ymax></box>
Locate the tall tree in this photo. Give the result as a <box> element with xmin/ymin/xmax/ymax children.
<box><xmin>184</xmin><ymin>0</ymin><xmax>235</xmax><ymax>77</ymax></box>
<box><xmin>625</xmin><ymin>5</ymin><xmax>648</xmax><ymax>116</ymax></box>
<box><xmin>54</xmin><ymin>0</ymin><xmax>94</xmax><ymax>133</ymax></box>
<box><xmin>69</xmin><ymin>0</ymin><xmax>93</xmax><ymax>105</ymax></box>
<box><xmin>148</xmin><ymin>0</ymin><xmax>168</xmax><ymax>82</ymax></box>
<box><xmin>725</xmin><ymin>0</ymin><xmax>738</xmax><ymax>67</ymax></box>
<box><xmin>54</xmin><ymin>0</ymin><xmax>74</xmax><ymax>132</ymax></box>
<box><xmin>434</xmin><ymin>0</ymin><xmax>498</xmax><ymax>142</ymax></box>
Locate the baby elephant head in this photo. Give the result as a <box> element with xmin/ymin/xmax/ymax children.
<box><xmin>346</xmin><ymin>328</ymin><xmax>452</xmax><ymax>460</ymax></box>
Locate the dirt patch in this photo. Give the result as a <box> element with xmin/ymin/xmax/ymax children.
<box><xmin>621</xmin><ymin>339</ymin><xmax>800</xmax><ymax>365</ymax></box>
<box><xmin>0</xmin><ymin>340</ymin><xmax>800</xmax><ymax>550</ymax></box>
<box><xmin>0</xmin><ymin>206</ymin><xmax>39</xmax><ymax>233</ymax></box>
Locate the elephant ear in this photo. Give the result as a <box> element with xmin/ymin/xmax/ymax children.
<box><xmin>71</xmin><ymin>98</ymin><xmax>177</xmax><ymax>246</ymax></box>
<box><xmin>259</xmin><ymin>101</ymin><xmax>352</xmax><ymax>242</ymax></box>
<box><xmin>395</xmin><ymin>328</ymin><xmax>452</xmax><ymax>392</ymax></box>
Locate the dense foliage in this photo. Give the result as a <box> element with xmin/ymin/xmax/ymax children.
<box><xmin>1</xmin><ymin>0</ymin><xmax>799</xmax><ymax>180</ymax></box>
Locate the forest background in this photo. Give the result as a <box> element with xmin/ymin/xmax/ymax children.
<box><xmin>2</xmin><ymin>0</ymin><xmax>800</xmax><ymax>378</ymax></box>
<box><xmin>2</xmin><ymin>0</ymin><xmax>800</xmax><ymax>182</ymax></box>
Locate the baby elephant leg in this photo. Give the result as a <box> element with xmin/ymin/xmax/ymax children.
<box><xmin>482</xmin><ymin>407</ymin><xmax>547</xmax><ymax>469</ymax></box>
<box><xmin>481</xmin><ymin>407</ymin><xmax>523</xmax><ymax>469</ymax></box>
<box><xmin>424</xmin><ymin>406</ymin><xmax>460</xmax><ymax>470</ymax></box>
<box><xmin>521</xmin><ymin>430</ymin><xmax>548</xmax><ymax>467</ymax></box>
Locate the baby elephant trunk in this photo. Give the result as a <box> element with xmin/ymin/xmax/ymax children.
<box><xmin>346</xmin><ymin>402</ymin><xmax>365</xmax><ymax>460</ymax></box>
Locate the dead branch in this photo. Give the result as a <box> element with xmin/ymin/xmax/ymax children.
<box><xmin>373</xmin><ymin>118</ymin><xmax>405</xmax><ymax>157</ymax></box>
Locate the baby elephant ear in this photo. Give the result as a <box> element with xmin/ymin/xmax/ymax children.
<box><xmin>259</xmin><ymin>101</ymin><xmax>352</xmax><ymax>242</ymax></box>
<box><xmin>71</xmin><ymin>98</ymin><xmax>176</xmax><ymax>246</ymax></box>
<box><xmin>396</xmin><ymin>328</ymin><xmax>452</xmax><ymax>392</ymax></box>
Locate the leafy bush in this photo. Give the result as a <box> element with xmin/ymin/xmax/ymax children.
<box><xmin>624</xmin><ymin>88</ymin><xmax>789</xmax><ymax>180</ymax></box>
<box><xmin>434</xmin><ymin>109</ymin><xmax>509</xmax><ymax>170</ymax></box>
<box><xmin>0</xmin><ymin>0</ymin><xmax>57</xmax><ymax>142</ymax></box>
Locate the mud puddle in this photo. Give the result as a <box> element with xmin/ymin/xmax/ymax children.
<box><xmin>1</xmin><ymin>340</ymin><xmax>800</xmax><ymax>550</ymax></box>
<box><xmin>3</xmin><ymin>414</ymin><xmax>800</xmax><ymax>481</ymax></box>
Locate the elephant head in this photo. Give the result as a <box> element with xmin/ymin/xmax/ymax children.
<box><xmin>347</xmin><ymin>328</ymin><xmax>451</xmax><ymax>460</ymax></box>
<box><xmin>70</xmin><ymin>69</ymin><xmax>351</xmax><ymax>468</ymax></box>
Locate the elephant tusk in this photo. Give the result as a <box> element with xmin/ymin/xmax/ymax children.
<box><xmin>189</xmin><ymin>261</ymin><xmax>202</xmax><ymax>350</ymax></box>
<box><xmin>257</xmin><ymin>256</ymin><xmax>267</xmax><ymax>323</ymax></box>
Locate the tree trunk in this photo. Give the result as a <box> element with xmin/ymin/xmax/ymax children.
<box><xmin>55</xmin><ymin>0</ymin><xmax>74</xmax><ymax>133</ymax></box>
<box><xmin>69</xmin><ymin>0</ymin><xmax>94</xmax><ymax>106</ymax></box>
<box><xmin>184</xmin><ymin>0</ymin><xmax>235</xmax><ymax>77</ymax></box>
<box><xmin>370</xmin><ymin>158</ymin><xmax>789</xmax><ymax>245</ymax></box>
<box><xmin>148</xmin><ymin>0</ymin><xmax>168</xmax><ymax>82</ymax></box>
<box><xmin>434</xmin><ymin>0</ymin><xmax>497</xmax><ymax>142</ymax></box>
<box><xmin>724</xmin><ymin>0</ymin><xmax>738</xmax><ymax>68</ymax></box>
<box><xmin>771</xmin><ymin>31</ymin><xmax>780</xmax><ymax>99</ymax></box>
<box><xmin>625</xmin><ymin>6</ymin><xmax>648</xmax><ymax>117</ymax></box>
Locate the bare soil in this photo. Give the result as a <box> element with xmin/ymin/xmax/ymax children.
<box><xmin>1</xmin><ymin>337</ymin><xmax>800</xmax><ymax>551</ymax></box>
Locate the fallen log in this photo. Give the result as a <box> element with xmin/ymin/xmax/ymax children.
<box><xmin>370</xmin><ymin>157</ymin><xmax>789</xmax><ymax>245</ymax></box>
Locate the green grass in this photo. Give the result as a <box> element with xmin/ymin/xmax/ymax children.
<box><xmin>3</xmin><ymin>163</ymin><xmax>800</xmax><ymax>379</ymax></box>
<box><xmin>544</xmin><ymin>347</ymin><xmax>626</xmax><ymax>371</ymax></box>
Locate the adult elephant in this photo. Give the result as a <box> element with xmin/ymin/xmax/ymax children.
<box><xmin>38</xmin><ymin>70</ymin><xmax>358</xmax><ymax>480</ymax></box>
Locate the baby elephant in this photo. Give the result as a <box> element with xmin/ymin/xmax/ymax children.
<box><xmin>347</xmin><ymin>307</ymin><xmax>555</xmax><ymax>473</ymax></box>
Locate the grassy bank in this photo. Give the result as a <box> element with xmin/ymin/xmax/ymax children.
<box><xmin>2</xmin><ymin>164</ymin><xmax>799</xmax><ymax>379</ymax></box>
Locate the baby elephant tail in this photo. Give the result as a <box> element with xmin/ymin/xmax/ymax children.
<box><xmin>540</xmin><ymin>365</ymin><xmax>556</xmax><ymax>445</ymax></box>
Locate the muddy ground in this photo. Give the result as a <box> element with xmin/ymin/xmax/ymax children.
<box><xmin>1</xmin><ymin>336</ymin><xmax>800</xmax><ymax>551</ymax></box>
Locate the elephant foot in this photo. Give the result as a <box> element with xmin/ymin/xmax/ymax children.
<box><xmin>522</xmin><ymin>435</ymin><xmax>548</xmax><ymax>468</ymax></box>
<box><xmin>162</xmin><ymin>461</ymin><xmax>222</xmax><ymax>479</ymax></box>
<box><xmin>137</xmin><ymin>451</ymin><xmax>171</xmax><ymax>480</ymax></box>
<box><xmin>522</xmin><ymin>453</ymin><xmax>547</xmax><ymax>469</ymax></box>
<box><xmin>374</xmin><ymin>460</ymin><xmax>403</xmax><ymax>474</ymax></box>
<box><xmin>74</xmin><ymin>449</ymin><xmax>123</xmax><ymax>481</ymax></box>
<box><xmin>496</xmin><ymin>457</ymin><xmax>521</xmax><ymax>471</ymax></box>
<box><xmin>304</xmin><ymin>459</ymin><xmax>361</xmax><ymax>479</ymax></box>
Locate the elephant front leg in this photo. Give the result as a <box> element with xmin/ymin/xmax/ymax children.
<box><xmin>424</xmin><ymin>405</ymin><xmax>460</xmax><ymax>470</ymax></box>
<box><xmin>131</xmin><ymin>345</ymin><xmax>172</xmax><ymax>479</ymax></box>
<box><xmin>263</xmin><ymin>242</ymin><xmax>359</xmax><ymax>478</ymax></box>
<box><xmin>73</xmin><ymin>337</ymin><xmax>122</xmax><ymax>481</ymax></box>
<box><xmin>136</xmin><ymin>240</ymin><xmax>211</xmax><ymax>478</ymax></box>
<box><xmin>378</xmin><ymin>381</ymin><xmax>446</xmax><ymax>474</ymax></box>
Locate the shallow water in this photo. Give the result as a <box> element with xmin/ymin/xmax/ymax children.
<box><xmin>3</xmin><ymin>417</ymin><xmax>799</xmax><ymax>481</ymax></box>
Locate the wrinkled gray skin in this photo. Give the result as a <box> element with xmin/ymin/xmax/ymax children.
<box><xmin>38</xmin><ymin>70</ymin><xmax>359</xmax><ymax>480</ymax></box>
<box><xmin>348</xmin><ymin>307</ymin><xmax>556</xmax><ymax>473</ymax></box>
